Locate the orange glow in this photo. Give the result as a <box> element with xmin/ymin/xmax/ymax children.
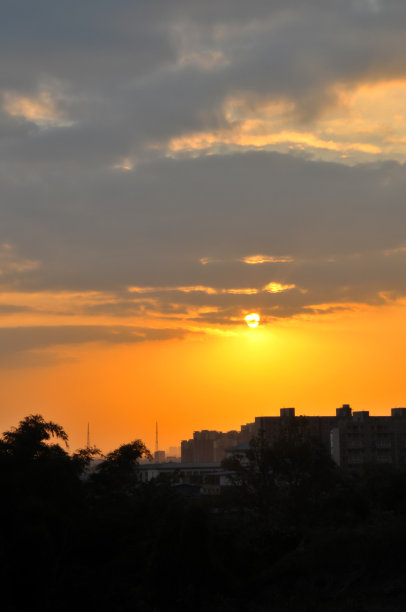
<box><xmin>160</xmin><ymin>78</ymin><xmax>406</xmax><ymax>163</ymax></box>
<box><xmin>263</xmin><ymin>282</ymin><xmax>296</xmax><ymax>293</ymax></box>
<box><xmin>3</xmin><ymin>90</ymin><xmax>69</xmax><ymax>127</ymax></box>
<box><xmin>243</xmin><ymin>254</ymin><xmax>294</xmax><ymax>264</ymax></box>
<box><xmin>167</xmin><ymin>128</ymin><xmax>382</xmax><ymax>156</ymax></box>
<box><xmin>0</xmin><ymin>302</ymin><xmax>406</xmax><ymax>453</ymax></box>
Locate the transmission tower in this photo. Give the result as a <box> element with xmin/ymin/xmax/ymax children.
<box><xmin>155</xmin><ymin>421</ymin><xmax>158</xmax><ymax>453</ymax></box>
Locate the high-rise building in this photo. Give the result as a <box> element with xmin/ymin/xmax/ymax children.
<box><xmin>181</xmin><ymin>429</ymin><xmax>241</xmax><ymax>463</ymax></box>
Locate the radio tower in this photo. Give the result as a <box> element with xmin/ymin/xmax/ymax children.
<box><xmin>87</xmin><ymin>422</ymin><xmax>90</xmax><ymax>448</ymax></box>
<box><xmin>155</xmin><ymin>421</ymin><xmax>159</xmax><ymax>454</ymax></box>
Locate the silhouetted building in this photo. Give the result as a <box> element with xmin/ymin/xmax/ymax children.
<box><xmin>225</xmin><ymin>441</ymin><xmax>250</xmax><ymax>464</ymax></box>
<box><xmin>154</xmin><ymin>450</ymin><xmax>165</xmax><ymax>462</ymax></box>
<box><xmin>181</xmin><ymin>439</ymin><xmax>194</xmax><ymax>463</ymax></box>
<box><xmin>331</xmin><ymin>407</ymin><xmax>406</xmax><ymax>470</ymax></box>
<box><xmin>181</xmin><ymin>404</ymin><xmax>406</xmax><ymax>470</ymax></box>
<box><xmin>138</xmin><ymin>461</ymin><xmax>224</xmax><ymax>493</ymax></box>
<box><xmin>239</xmin><ymin>422</ymin><xmax>256</xmax><ymax>443</ymax></box>
<box><xmin>255</xmin><ymin>407</ymin><xmax>337</xmax><ymax>451</ymax></box>
<box><xmin>255</xmin><ymin>404</ymin><xmax>406</xmax><ymax>470</ymax></box>
<box><xmin>181</xmin><ymin>429</ymin><xmax>242</xmax><ymax>463</ymax></box>
<box><xmin>213</xmin><ymin>431</ymin><xmax>239</xmax><ymax>461</ymax></box>
<box><xmin>193</xmin><ymin>430</ymin><xmax>218</xmax><ymax>462</ymax></box>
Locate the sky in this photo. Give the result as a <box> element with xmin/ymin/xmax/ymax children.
<box><xmin>2</xmin><ymin>0</ymin><xmax>406</xmax><ymax>453</ymax></box>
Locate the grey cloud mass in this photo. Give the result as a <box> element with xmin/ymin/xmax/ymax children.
<box><xmin>1</xmin><ymin>1</ymin><xmax>406</xmax><ymax>345</ymax></box>
<box><xmin>0</xmin><ymin>326</ymin><xmax>191</xmax><ymax>368</ymax></box>
<box><xmin>2</xmin><ymin>1</ymin><xmax>406</xmax><ymax>161</ymax></box>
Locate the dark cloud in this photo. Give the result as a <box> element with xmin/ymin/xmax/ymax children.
<box><xmin>1</xmin><ymin>152</ymin><xmax>406</xmax><ymax>290</ymax></box>
<box><xmin>0</xmin><ymin>150</ymin><xmax>405</xmax><ymax>323</ymax></box>
<box><xmin>0</xmin><ymin>325</ymin><xmax>192</xmax><ymax>368</ymax></box>
<box><xmin>1</xmin><ymin>2</ymin><xmax>406</xmax><ymax>328</ymax></box>
<box><xmin>2</xmin><ymin>1</ymin><xmax>406</xmax><ymax>164</ymax></box>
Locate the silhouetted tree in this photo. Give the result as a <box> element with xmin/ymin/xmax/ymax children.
<box><xmin>4</xmin><ymin>413</ymin><xmax>406</xmax><ymax>611</ymax></box>
<box><xmin>222</xmin><ymin>428</ymin><xmax>277</xmax><ymax>516</ymax></box>
<box><xmin>1</xmin><ymin>413</ymin><xmax>68</xmax><ymax>458</ymax></box>
<box><xmin>91</xmin><ymin>439</ymin><xmax>151</xmax><ymax>493</ymax></box>
<box><xmin>71</xmin><ymin>445</ymin><xmax>102</xmax><ymax>474</ymax></box>
<box><xmin>360</xmin><ymin>462</ymin><xmax>406</xmax><ymax>514</ymax></box>
<box><xmin>0</xmin><ymin>414</ymin><xmax>73</xmax><ymax>498</ymax></box>
<box><xmin>222</xmin><ymin>419</ymin><xmax>340</xmax><ymax>523</ymax></box>
<box><xmin>0</xmin><ymin>415</ymin><xmax>90</xmax><ymax>611</ymax></box>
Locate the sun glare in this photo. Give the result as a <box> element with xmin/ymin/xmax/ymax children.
<box><xmin>245</xmin><ymin>313</ymin><xmax>260</xmax><ymax>328</ymax></box>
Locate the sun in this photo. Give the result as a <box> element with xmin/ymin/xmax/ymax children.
<box><xmin>245</xmin><ymin>313</ymin><xmax>260</xmax><ymax>328</ymax></box>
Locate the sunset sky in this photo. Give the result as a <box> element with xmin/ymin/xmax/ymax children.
<box><xmin>2</xmin><ymin>0</ymin><xmax>406</xmax><ymax>453</ymax></box>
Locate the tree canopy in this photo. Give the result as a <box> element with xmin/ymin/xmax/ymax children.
<box><xmin>1</xmin><ymin>413</ymin><xmax>68</xmax><ymax>459</ymax></box>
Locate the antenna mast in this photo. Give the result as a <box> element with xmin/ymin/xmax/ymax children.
<box><xmin>87</xmin><ymin>422</ymin><xmax>90</xmax><ymax>448</ymax></box>
<box><xmin>155</xmin><ymin>421</ymin><xmax>158</xmax><ymax>453</ymax></box>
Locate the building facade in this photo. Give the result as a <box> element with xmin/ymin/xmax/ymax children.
<box><xmin>181</xmin><ymin>429</ymin><xmax>242</xmax><ymax>463</ymax></box>
<box><xmin>182</xmin><ymin>405</ymin><xmax>406</xmax><ymax>470</ymax></box>
<box><xmin>331</xmin><ymin>407</ymin><xmax>406</xmax><ymax>469</ymax></box>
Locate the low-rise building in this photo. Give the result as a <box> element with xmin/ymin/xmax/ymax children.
<box><xmin>137</xmin><ymin>460</ymin><xmax>232</xmax><ymax>494</ymax></box>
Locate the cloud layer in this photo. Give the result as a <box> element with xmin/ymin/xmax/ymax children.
<box><xmin>1</xmin><ymin>1</ymin><xmax>406</xmax><ymax>361</ymax></box>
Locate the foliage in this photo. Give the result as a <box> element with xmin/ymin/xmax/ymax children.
<box><xmin>101</xmin><ymin>439</ymin><xmax>152</xmax><ymax>468</ymax></box>
<box><xmin>222</xmin><ymin>418</ymin><xmax>340</xmax><ymax>524</ymax></box>
<box><xmin>91</xmin><ymin>439</ymin><xmax>152</xmax><ymax>493</ymax></box>
<box><xmin>1</xmin><ymin>413</ymin><xmax>68</xmax><ymax>457</ymax></box>
<box><xmin>2</xmin><ymin>413</ymin><xmax>406</xmax><ymax>611</ymax></box>
<box><xmin>71</xmin><ymin>444</ymin><xmax>102</xmax><ymax>474</ymax></box>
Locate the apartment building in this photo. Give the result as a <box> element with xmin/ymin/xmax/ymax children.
<box><xmin>182</xmin><ymin>405</ymin><xmax>406</xmax><ymax>470</ymax></box>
